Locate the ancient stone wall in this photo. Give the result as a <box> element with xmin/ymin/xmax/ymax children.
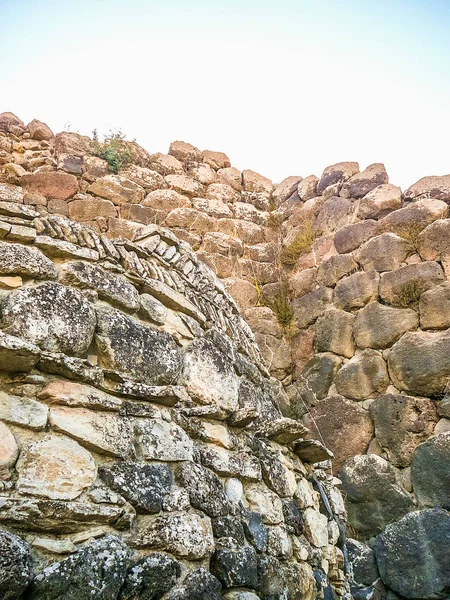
<box><xmin>1</xmin><ymin>111</ymin><xmax>450</xmax><ymax>599</ymax></box>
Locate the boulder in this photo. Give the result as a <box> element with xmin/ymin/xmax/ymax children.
<box><xmin>403</xmin><ymin>174</ymin><xmax>450</xmax><ymax>202</ymax></box>
<box><xmin>163</xmin><ymin>207</ymin><xmax>213</xmax><ymax>234</ymax></box>
<box><xmin>176</xmin><ymin>461</ymin><xmax>229</xmax><ymax>517</ymax></box>
<box><xmin>138</xmin><ymin>418</ymin><xmax>194</xmax><ymax>462</ymax></box>
<box><xmin>355</xmin><ymin>233</ymin><xmax>410</xmax><ymax>272</ymax></box>
<box><xmin>316</xmin><ymin>162</ymin><xmax>359</xmax><ymax>194</ymax></box>
<box><xmin>242</xmin><ymin>169</ymin><xmax>273</xmax><ymax>196</ymax></box>
<box><xmin>148</xmin><ymin>152</ymin><xmax>184</xmax><ymax>176</ymax></box>
<box><xmin>304</xmin><ymin>396</ymin><xmax>373</xmax><ymax>472</ymax></box>
<box><xmin>417</xmin><ymin>218</ymin><xmax>450</xmax><ymax>260</ymax></box>
<box><xmin>27</xmin><ymin>119</ymin><xmax>54</xmax><ymax>141</ymax></box>
<box><xmin>53</xmin><ymin>131</ymin><xmax>92</xmax><ymax>157</ymax></box>
<box><xmin>0</xmin><ymin>182</ymin><xmax>24</xmax><ymax>203</ymax></box>
<box><xmin>299</xmin><ymin>353</ymin><xmax>342</xmax><ymax>401</ymax></box>
<box><xmin>272</xmin><ymin>176</ymin><xmax>303</xmax><ymax>205</ymax></box>
<box><xmin>298</xmin><ymin>175</ymin><xmax>319</xmax><ymax>201</ymax></box>
<box><xmin>313</xmin><ymin>196</ymin><xmax>354</xmax><ymax>236</ymax></box>
<box><xmin>0</xmin><ymin>530</ymin><xmax>33</xmax><ymax>600</ymax></box>
<box><xmin>411</xmin><ymin>432</ymin><xmax>450</xmax><ymax>509</ymax></box>
<box><xmin>340</xmin><ymin>455</ymin><xmax>413</xmax><ymax>537</ymax></box>
<box><xmin>168</xmin><ymin>140</ymin><xmax>203</xmax><ymax>163</ymax></box>
<box><xmin>210</xmin><ymin>543</ymin><xmax>259</xmax><ymax>589</ymax></box>
<box><xmin>314</xmin><ymin>309</ymin><xmax>355</xmax><ymax>358</ymax></box>
<box><xmin>333</xmin><ymin>270</ymin><xmax>379</xmax><ymax>310</ymax></box>
<box><xmin>373</xmin><ymin>198</ymin><xmax>448</xmax><ymax>237</ymax></box>
<box><xmin>21</xmin><ymin>172</ymin><xmax>78</xmax><ymax>200</ymax></box>
<box><xmin>88</xmin><ymin>174</ymin><xmax>145</xmax><ymax>205</ymax></box>
<box><xmin>165</xmin><ymin>174</ymin><xmax>204</xmax><ymax>198</ymax></box>
<box><xmin>0</xmin><ymin>111</ymin><xmax>25</xmax><ymax>134</ymax></box>
<box><xmin>0</xmin><ymin>241</ymin><xmax>57</xmax><ymax>279</ymax></box>
<box><xmin>317</xmin><ymin>254</ymin><xmax>358</xmax><ymax>287</ymax></box>
<box><xmin>206</xmin><ymin>182</ymin><xmax>240</xmax><ymax>203</ymax></box>
<box><xmin>244</xmin><ymin>483</ymin><xmax>284</xmax><ymax>525</ymax></box>
<box><xmin>0</xmin><ymin>331</ymin><xmax>40</xmax><ymax>372</ymax></box>
<box><xmin>68</xmin><ymin>195</ymin><xmax>117</xmax><ymax>220</ymax></box>
<box><xmin>379</xmin><ymin>261</ymin><xmax>445</xmax><ymax>306</ymax></box>
<box><xmin>341</xmin><ymin>163</ymin><xmax>388</xmax><ymax>199</ymax></box>
<box><xmin>419</xmin><ymin>282</ymin><xmax>450</xmax><ymax>329</ymax></box>
<box><xmin>292</xmin><ymin>287</ymin><xmax>333</xmax><ymax>329</ymax></box>
<box><xmin>0</xmin><ymin>421</ymin><xmax>18</xmax><ymax>479</ymax></box>
<box><xmin>96</xmin><ymin>306</ymin><xmax>181</xmax><ymax>385</ymax></box>
<box><xmin>353</xmin><ymin>301</ymin><xmax>418</xmax><ymax>349</ymax></box>
<box><xmin>374</xmin><ymin>508</ymin><xmax>450</xmax><ymax>599</ymax></box>
<box><xmin>334</xmin><ymin>220</ymin><xmax>377</xmax><ymax>254</ymax></box>
<box><xmin>1</xmin><ymin>282</ymin><xmax>96</xmax><ymax>356</ymax></box>
<box><xmin>357</xmin><ymin>184</ymin><xmax>402</xmax><ymax>219</ymax></box>
<box><xmin>203</xmin><ymin>149</ymin><xmax>231</xmax><ymax>170</ymax></box>
<box><xmin>346</xmin><ymin>538</ymin><xmax>379</xmax><ymax>586</ymax></box>
<box><xmin>335</xmin><ymin>349</ymin><xmax>389</xmax><ymax>400</ymax></box>
<box><xmin>120</xmin><ymin>554</ymin><xmax>181</xmax><ymax>600</ymax></box>
<box><xmin>370</xmin><ymin>394</ymin><xmax>437</xmax><ymax>467</ymax></box>
<box><xmin>388</xmin><ymin>329</ymin><xmax>450</xmax><ymax>396</ymax></box>
<box><xmin>166</xmin><ymin>568</ymin><xmax>222</xmax><ymax>600</ymax></box>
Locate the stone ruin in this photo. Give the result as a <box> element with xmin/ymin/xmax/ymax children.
<box><xmin>0</xmin><ymin>111</ymin><xmax>449</xmax><ymax>599</ymax></box>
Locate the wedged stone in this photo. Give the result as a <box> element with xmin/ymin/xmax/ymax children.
<box><xmin>0</xmin><ymin>331</ymin><xmax>40</xmax><ymax>372</ymax></box>
<box><xmin>0</xmin><ymin>392</ymin><xmax>48</xmax><ymax>429</ymax></box>
<box><xmin>370</xmin><ymin>394</ymin><xmax>437</xmax><ymax>467</ymax></box>
<box><xmin>347</xmin><ymin>538</ymin><xmax>379</xmax><ymax>587</ymax></box>
<box><xmin>0</xmin><ymin>497</ymin><xmax>132</xmax><ymax>533</ymax></box>
<box><xmin>141</xmin><ymin>279</ymin><xmax>205</xmax><ymax>323</ymax></box>
<box><xmin>244</xmin><ymin>483</ymin><xmax>284</xmax><ymax>524</ymax></box>
<box><xmin>292</xmin><ymin>287</ymin><xmax>333</xmax><ymax>329</ymax></box>
<box><xmin>314</xmin><ymin>309</ymin><xmax>355</xmax><ymax>358</ymax></box>
<box><xmin>281</xmin><ymin>498</ymin><xmax>304</xmax><ymax>535</ymax></box>
<box><xmin>38</xmin><ymin>379</ymin><xmax>122</xmax><ymax>411</ymax></box>
<box><xmin>96</xmin><ymin>306</ymin><xmax>182</xmax><ymax>386</ymax></box>
<box><xmin>356</xmin><ymin>233</ymin><xmax>411</xmax><ymax>272</ymax></box>
<box><xmin>317</xmin><ymin>254</ymin><xmax>358</xmax><ymax>287</ymax></box>
<box><xmin>199</xmin><ymin>444</ymin><xmax>261</xmax><ymax>481</ymax></box>
<box><xmin>354</xmin><ymin>301</ymin><xmax>418</xmax><ymax>349</ymax></box>
<box><xmin>316</xmin><ymin>162</ymin><xmax>359</xmax><ymax>194</ymax></box>
<box><xmin>0</xmin><ymin>421</ymin><xmax>18</xmax><ymax>479</ymax></box>
<box><xmin>99</xmin><ymin>462</ymin><xmax>172</xmax><ymax>514</ymax></box>
<box><xmin>411</xmin><ymin>432</ymin><xmax>450</xmax><ymax>509</ymax></box>
<box><xmin>313</xmin><ymin>196</ymin><xmax>354</xmax><ymax>236</ymax></box>
<box><xmin>29</xmin><ymin>535</ymin><xmax>128</xmax><ymax>600</ymax></box>
<box><xmin>303</xmin><ymin>507</ymin><xmax>328</xmax><ymax>547</ymax></box>
<box><xmin>419</xmin><ymin>283</ymin><xmax>450</xmax><ymax>329</ymax></box>
<box><xmin>88</xmin><ymin>174</ymin><xmax>145</xmax><ymax>205</ymax></box>
<box><xmin>138</xmin><ymin>419</ymin><xmax>193</xmax><ymax>461</ymax></box>
<box><xmin>388</xmin><ymin>329</ymin><xmax>450</xmax><ymax>396</ymax></box>
<box><xmin>60</xmin><ymin>262</ymin><xmax>140</xmax><ymax>313</ymax></box>
<box><xmin>133</xmin><ymin>512</ymin><xmax>214</xmax><ymax>559</ymax></box>
<box><xmin>374</xmin><ymin>508</ymin><xmax>450</xmax><ymax>599</ymax></box>
<box><xmin>16</xmin><ymin>435</ymin><xmax>96</xmax><ymax>500</ymax></box>
<box><xmin>108</xmin><ymin>380</ymin><xmax>187</xmax><ymax>408</ymax></box>
<box><xmin>340</xmin><ymin>454</ymin><xmax>413</xmax><ymax>537</ymax></box>
<box><xmin>333</xmin><ymin>270</ymin><xmax>379</xmax><ymax>310</ymax></box>
<box><xmin>335</xmin><ymin>349</ymin><xmax>389</xmax><ymax>400</ymax></box>
<box><xmin>304</xmin><ymin>395</ymin><xmax>374</xmax><ymax>472</ymax></box>
<box><xmin>176</xmin><ymin>461</ymin><xmax>229</xmax><ymax>517</ymax></box>
<box><xmin>260</xmin><ymin>449</ymin><xmax>297</xmax><ymax>497</ymax></box>
<box><xmin>120</xmin><ymin>553</ymin><xmax>181</xmax><ymax>600</ymax></box>
<box><xmin>35</xmin><ymin>235</ymin><xmax>99</xmax><ymax>260</ymax></box>
<box><xmin>166</xmin><ymin>568</ymin><xmax>222</xmax><ymax>600</ymax></box>
<box><xmin>379</xmin><ymin>261</ymin><xmax>444</xmax><ymax>306</ymax></box>
<box><xmin>139</xmin><ymin>293</ymin><xmax>167</xmax><ymax>325</ymax></box>
<box><xmin>341</xmin><ymin>163</ymin><xmax>388</xmax><ymax>198</ymax></box>
<box><xmin>212</xmin><ymin>514</ymin><xmax>245</xmax><ymax>544</ymax></box>
<box><xmin>210</xmin><ymin>542</ymin><xmax>259</xmax><ymax>589</ymax></box>
<box><xmin>291</xmin><ymin>440</ymin><xmax>333</xmax><ymax>463</ymax></box>
<box><xmin>334</xmin><ymin>220</ymin><xmax>377</xmax><ymax>254</ymax></box>
<box><xmin>50</xmin><ymin>406</ymin><xmax>134</xmax><ymax>458</ymax></box>
<box><xmin>37</xmin><ymin>352</ymin><xmax>103</xmax><ymax>386</ymax></box>
<box><xmin>0</xmin><ymin>241</ymin><xmax>57</xmax><ymax>279</ymax></box>
<box><xmin>255</xmin><ymin>417</ymin><xmax>308</xmax><ymax>444</ymax></box>
<box><xmin>22</xmin><ymin>171</ymin><xmax>78</xmax><ymax>200</ymax></box>
<box><xmin>0</xmin><ymin>530</ymin><xmax>33</xmax><ymax>600</ymax></box>
<box><xmin>1</xmin><ymin>282</ymin><xmax>96</xmax><ymax>356</ymax></box>
<box><xmin>357</xmin><ymin>183</ymin><xmax>402</xmax><ymax>219</ymax></box>
<box><xmin>403</xmin><ymin>174</ymin><xmax>450</xmax><ymax>202</ymax></box>
<box><xmin>182</xmin><ymin>337</ymin><xmax>238</xmax><ymax>413</ymax></box>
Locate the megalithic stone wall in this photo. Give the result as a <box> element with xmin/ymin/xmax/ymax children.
<box><xmin>1</xmin><ymin>111</ymin><xmax>450</xmax><ymax>600</ymax></box>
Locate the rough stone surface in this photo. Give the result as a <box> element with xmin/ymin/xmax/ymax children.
<box><xmin>0</xmin><ymin>530</ymin><xmax>33</xmax><ymax>600</ymax></box>
<box><xmin>353</xmin><ymin>301</ymin><xmax>418</xmax><ymax>349</ymax></box>
<box><xmin>166</xmin><ymin>568</ymin><xmax>222</xmax><ymax>600</ymax></box>
<box><xmin>314</xmin><ymin>309</ymin><xmax>355</xmax><ymax>357</ymax></box>
<box><xmin>333</xmin><ymin>270</ymin><xmax>379</xmax><ymax>311</ymax></box>
<box><xmin>120</xmin><ymin>553</ymin><xmax>181</xmax><ymax>600</ymax></box>
<box><xmin>0</xmin><ymin>242</ymin><xmax>57</xmax><ymax>279</ymax></box>
<box><xmin>335</xmin><ymin>349</ymin><xmax>389</xmax><ymax>400</ymax></box>
<box><xmin>22</xmin><ymin>172</ymin><xmax>78</xmax><ymax>200</ymax></box>
<box><xmin>411</xmin><ymin>432</ymin><xmax>450</xmax><ymax>509</ymax></box>
<box><xmin>177</xmin><ymin>461</ymin><xmax>229</xmax><ymax>517</ymax></box>
<box><xmin>210</xmin><ymin>543</ymin><xmax>259</xmax><ymax>589</ymax></box>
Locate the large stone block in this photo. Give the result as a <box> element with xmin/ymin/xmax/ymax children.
<box><xmin>355</xmin><ymin>233</ymin><xmax>410</xmax><ymax>272</ymax></box>
<box><xmin>357</xmin><ymin>183</ymin><xmax>402</xmax><ymax>219</ymax></box>
<box><xmin>0</xmin><ymin>392</ymin><xmax>48</xmax><ymax>430</ymax></box>
<box><xmin>411</xmin><ymin>432</ymin><xmax>450</xmax><ymax>509</ymax></box>
<box><xmin>334</xmin><ymin>220</ymin><xmax>376</xmax><ymax>254</ymax></box>
<box><xmin>292</xmin><ymin>287</ymin><xmax>333</xmax><ymax>329</ymax></box>
<box><xmin>1</xmin><ymin>282</ymin><xmax>96</xmax><ymax>356</ymax></box>
<box><xmin>335</xmin><ymin>349</ymin><xmax>389</xmax><ymax>400</ymax></box>
<box><xmin>138</xmin><ymin>419</ymin><xmax>194</xmax><ymax>462</ymax></box>
<box><xmin>120</xmin><ymin>554</ymin><xmax>181</xmax><ymax>600</ymax></box>
<box><xmin>316</xmin><ymin>162</ymin><xmax>359</xmax><ymax>194</ymax></box>
<box><xmin>177</xmin><ymin>461</ymin><xmax>229</xmax><ymax>517</ymax></box>
<box><xmin>419</xmin><ymin>283</ymin><xmax>450</xmax><ymax>329</ymax></box>
<box><xmin>21</xmin><ymin>171</ymin><xmax>78</xmax><ymax>200</ymax></box>
<box><xmin>0</xmin><ymin>421</ymin><xmax>18</xmax><ymax>479</ymax></box>
<box><xmin>353</xmin><ymin>301</ymin><xmax>418</xmax><ymax>349</ymax></box>
<box><xmin>403</xmin><ymin>174</ymin><xmax>450</xmax><ymax>202</ymax></box>
<box><xmin>88</xmin><ymin>174</ymin><xmax>145</xmax><ymax>205</ymax></box>
<box><xmin>96</xmin><ymin>306</ymin><xmax>182</xmax><ymax>385</ymax></box>
<box><xmin>314</xmin><ymin>309</ymin><xmax>355</xmax><ymax>358</ymax></box>
<box><xmin>379</xmin><ymin>261</ymin><xmax>445</xmax><ymax>306</ymax></box>
<box><xmin>333</xmin><ymin>270</ymin><xmax>379</xmax><ymax>310</ymax></box>
<box><xmin>341</xmin><ymin>163</ymin><xmax>388</xmax><ymax>198</ymax></box>
<box><xmin>0</xmin><ymin>530</ymin><xmax>33</xmax><ymax>600</ymax></box>
<box><xmin>0</xmin><ymin>242</ymin><xmax>57</xmax><ymax>279</ymax></box>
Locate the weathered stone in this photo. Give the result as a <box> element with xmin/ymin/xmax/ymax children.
<box><xmin>333</xmin><ymin>270</ymin><xmax>379</xmax><ymax>310</ymax></box>
<box><xmin>356</xmin><ymin>233</ymin><xmax>411</xmax><ymax>272</ymax></box>
<box><xmin>419</xmin><ymin>283</ymin><xmax>450</xmax><ymax>329</ymax></box>
<box><xmin>374</xmin><ymin>508</ymin><xmax>450</xmax><ymax>599</ymax></box>
<box><xmin>357</xmin><ymin>184</ymin><xmax>402</xmax><ymax>219</ymax></box>
<box><xmin>0</xmin><ymin>421</ymin><xmax>18</xmax><ymax>479</ymax></box>
<box><xmin>281</xmin><ymin>498</ymin><xmax>304</xmax><ymax>535</ymax></box>
<box><xmin>242</xmin><ymin>169</ymin><xmax>272</xmax><ymax>197</ymax></box>
<box><xmin>88</xmin><ymin>175</ymin><xmax>144</xmax><ymax>205</ymax></box>
<box><xmin>303</xmin><ymin>507</ymin><xmax>329</xmax><ymax>547</ymax></box>
<box><xmin>58</xmin><ymin>153</ymin><xmax>83</xmax><ymax>175</ymax></box>
<box><xmin>317</xmin><ymin>162</ymin><xmax>359</xmax><ymax>194</ymax></box>
<box><xmin>292</xmin><ymin>287</ymin><xmax>333</xmax><ymax>329</ymax></box>
<box><xmin>168</xmin><ymin>140</ymin><xmax>203</xmax><ymax>163</ymax></box>
<box><xmin>374</xmin><ymin>198</ymin><xmax>448</xmax><ymax>238</ymax></box>
<box><xmin>314</xmin><ymin>309</ymin><xmax>355</xmax><ymax>358</ymax></box>
<box><xmin>211</xmin><ymin>542</ymin><xmax>259</xmax><ymax>589</ymax></box>
<box><xmin>305</xmin><ymin>396</ymin><xmax>374</xmax><ymax>472</ymax></box>
<box><xmin>182</xmin><ymin>336</ymin><xmax>239</xmax><ymax>412</ymax></box>
<box><xmin>163</xmin><ymin>207</ymin><xmax>213</xmax><ymax>234</ymax></box>
<box><xmin>16</xmin><ymin>435</ymin><xmax>95</xmax><ymax>500</ymax></box>
<box><xmin>317</xmin><ymin>254</ymin><xmax>357</xmax><ymax>287</ymax></box>
<box><xmin>39</xmin><ymin>379</ymin><xmax>122</xmax><ymax>411</ymax></box>
<box><xmin>138</xmin><ymin>419</ymin><xmax>194</xmax><ymax>461</ymax></box>
<box><xmin>347</xmin><ymin>538</ymin><xmax>379</xmax><ymax>587</ymax></box>
<box><xmin>388</xmin><ymin>329</ymin><xmax>450</xmax><ymax>396</ymax></box>
<box><xmin>165</xmin><ymin>175</ymin><xmax>204</xmax><ymax>198</ymax></box>
<box><xmin>379</xmin><ymin>261</ymin><xmax>445</xmax><ymax>306</ymax></box>
<box><xmin>60</xmin><ymin>261</ymin><xmax>139</xmax><ymax>311</ymax></box>
<box><xmin>256</xmin><ymin>417</ymin><xmax>308</xmax><ymax>444</ymax></box>
<box><xmin>203</xmin><ymin>149</ymin><xmax>231</xmax><ymax>170</ymax></box>
<box><xmin>206</xmin><ymin>182</ymin><xmax>239</xmax><ymax>203</ymax></box>
<box><xmin>242</xmin><ymin>510</ymin><xmax>268</xmax><ymax>552</ymax></box>
<box><xmin>0</xmin><ymin>331</ymin><xmax>40</xmax><ymax>372</ymax></box>
<box><xmin>53</xmin><ymin>131</ymin><xmax>92</xmax><ymax>157</ymax></box>
<box><xmin>403</xmin><ymin>174</ymin><xmax>450</xmax><ymax>202</ymax></box>
<box><xmin>177</xmin><ymin>461</ymin><xmax>229</xmax><ymax>517</ymax></box>
<box><xmin>411</xmin><ymin>432</ymin><xmax>450</xmax><ymax>509</ymax></box>
<box><xmin>354</xmin><ymin>301</ymin><xmax>418</xmax><ymax>349</ymax></box>
<box><xmin>22</xmin><ymin>171</ymin><xmax>78</xmax><ymax>200</ymax></box>
<box><xmin>142</xmin><ymin>279</ymin><xmax>205</xmax><ymax>323</ymax></box>
<box><xmin>50</xmin><ymin>406</ymin><xmax>134</xmax><ymax>458</ymax></box>
<box><xmin>166</xmin><ymin>568</ymin><xmax>221</xmax><ymax>600</ymax></box>
<box><xmin>199</xmin><ymin>444</ymin><xmax>261</xmax><ymax>481</ymax></box>
<box><xmin>27</xmin><ymin>119</ymin><xmax>53</xmax><ymax>140</ymax></box>
<box><xmin>193</xmin><ymin>197</ymin><xmax>232</xmax><ymax>218</ymax></box>
<box><xmin>341</xmin><ymin>163</ymin><xmax>388</xmax><ymax>199</ymax></box>
<box><xmin>0</xmin><ymin>530</ymin><xmax>33</xmax><ymax>600</ymax></box>
<box><xmin>139</xmin><ymin>293</ymin><xmax>167</xmax><ymax>325</ymax></box>
<box><xmin>120</xmin><ymin>553</ymin><xmax>181</xmax><ymax>600</ymax></box>
<box><xmin>96</xmin><ymin>306</ymin><xmax>182</xmax><ymax>385</ymax></box>
<box><xmin>273</xmin><ymin>176</ymin><xmax>303</xmax><ymax>205</ymax></box>
<box><xmin>417</xmin><ymin>218</ymin><xmax>450</xmax><ymax>260</ymax></box>
<box><xmin>68</xmin><ymin>195</ymin><xmax>117</xmax><ymax>220</ymax></box>
<box><xmin>29</xmin><ymin>535</ymin><xmax>128</xmax><ymax>600</ymax></box>
<box><xmin>0</xmin><ymin>392</ymin><xmax>48</xmax><ymax>429</ymax></box>
<box><xmin>0</xmin><ymin>241</ymin><xmax>57</xmax><ymax>279</ymax></box>
<box><xmin>298</xmin><ymin>353</ymin><xmax>342</xmax><ymax>402</ymax></box>
<box><xmin>334</xmin><ymin>220</ymin><xmax>377</xmax><ymax>254</ymax></box>
<box><xmin>244</xmin><ymin>483</ymin><xmax>284</xmax><ymax>524</ymax></box>
<box><xmin>260</xmin><ymin>450</ymin><xmax>297</xmax><ymax>497</ymax></box>
<box><xmin>340</xmin><ymin>455</ymin><xmax>413</xmax><ymax>537</ymax></box>
<box><xmin>212</xmin><ymin>514</ymin><xmax>245</xmax><ymax>544</ymax></box>
<box><xmin>99</xmin><ymin>462</ymin><xmax>172</xmax><ymax>513</ymax></box>
<box><xmin>35</xmin><ymin>235</ymin><xmax>99</xmax><ymax>260</ymax></box>
<box><xmin>217</xmin><ymin>218</ymin><xmax>264</xmax><ymax>244</ymax></box>
<box><xmin>0</xmin><ymin>111</ymin><xmax>24</xmax><ymax>133</ymax></box>
<box><xmin>370</xmin><ymin>394</ymin><xmax>437</xmax><ymax>467</ymax></box>
<box><xmin>1</xmin><ymin>282</ymin><xmax>96</xmax><ymax>356</ymax></box>
<box><xmin>148</xmin><ymin>152</ymin><xmax>184</xmax><ymax>176</ymax></box>
<box><xmin>0</xmin><ymin>182</ymin><xmax>24</xmax><ymax>203</ymax></box>
<box><xmin>134</xmin><ymin>513</ymin><xmax>214</xmax><ymax>559</ymax></box>
<box><xmin>314</xmin><ymin>196</ymin><xmax>354</xmax><ymax>236</ymax></box>
<box><xmin>335</xmin><ymin>350</ymin><xmax>389</xmax><ymax>400</ymax></box>
<box><xmin>291</xmin><ymin>440</ymin><xmax>333</xmax><ymax>463</ymax></box>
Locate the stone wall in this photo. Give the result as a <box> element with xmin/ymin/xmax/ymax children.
<box><xmin>0</xmin><ymin>114</ymin><xmax>350</xmax><ymax>600</ymax></box>
<box><xmin>1</xmin><ymin>111</ymin><xmax>450</xmax><ymax>599</ymax></box>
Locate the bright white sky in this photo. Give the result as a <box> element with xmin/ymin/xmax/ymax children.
<box><xmin>2</xmin><ymin>0</ymin><xmax>450</xmax><ymax>189</ymax></box>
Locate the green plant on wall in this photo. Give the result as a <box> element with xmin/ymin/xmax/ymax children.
<box><xmin>280</xmin><ymin>217</ymin><xmax>315</xmax><ymax>265</ymax></box>
<box><xmin>392</xmin><ymin>279</ymin><xmax>424</xmax><ymax>307</ymax></box>
<box><xmin>262</xmin><ymin>280</ymin><xmax>297</xmax><ymax>338</ymax></box>
<box><xmin>92</xmin><ymin>129</ymin><xmax>132</xmax><ymax>173</ymax></box>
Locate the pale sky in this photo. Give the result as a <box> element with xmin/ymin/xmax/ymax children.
<box><xmin>1</xmin><ymin>0</ymin><xmax>450</xmax><ymax>190</ymax></box>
